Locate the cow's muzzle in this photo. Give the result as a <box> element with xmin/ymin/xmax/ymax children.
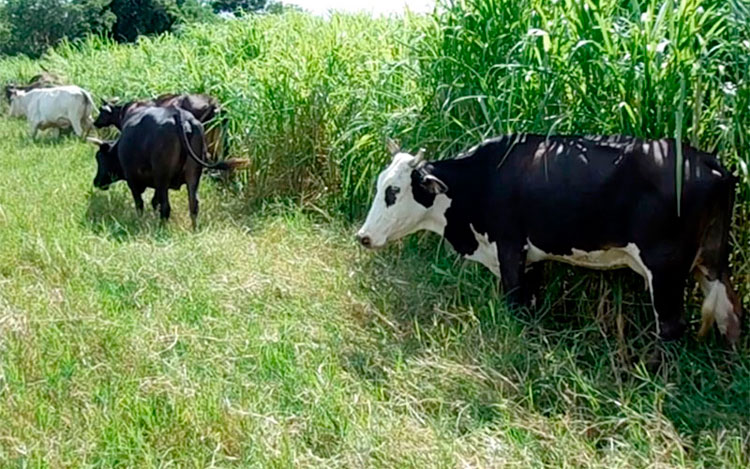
<box><xmin>356</xmin><ymin>233</ymin><xmax>373</xmax><ymax>248</ymax></box>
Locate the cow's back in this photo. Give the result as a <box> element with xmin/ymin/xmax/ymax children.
<box><xmin>25</xmin><ymin>86</ymin><xmax>87</xmax><ymax>121</ymax></box>
<box><xmin>118</xmin><ymin>107</ymin><xmax>187</xmax><ymax>187</ymax></box>
<box><xmin>477</xmin><ymin>135</ymin><xmax>731</xmax><ymax>253</ymax></box>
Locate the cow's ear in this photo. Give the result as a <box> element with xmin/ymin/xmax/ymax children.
<box><xmin>386</xmin><ymin>137</ymin><xmax>400</xmax><ymax>156</ymax></box>
<box><xmin>421</xmin><ymin>173</ymin><xmax>448</xmax><ymax>194</ymax></box>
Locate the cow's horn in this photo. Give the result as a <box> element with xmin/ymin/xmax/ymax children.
<box><xmin>410</xmin><ymin>148</ymin><xmax>426</xmax><ymax>167</ymax></box>
<box><xmin>386</xmin><ymin>137</ymin><xmax>400</xmax><ymax>156</ymax></box>
<box><xmin>86</xmin><ymin>137</ymin><xmax>105</xmax><ymax>146</ymax></box>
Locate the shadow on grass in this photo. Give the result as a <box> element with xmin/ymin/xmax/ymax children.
<box><xmin>348</xmin><ymin>233</ymin><xmax>749</xmax><ymax>455</ymax></box>
<box><xmin>81</xmin><ymin>174</ymin><xmax>259</xmax><ymax>241</ymax></box>
<box><xmin>83</xmin><ymin>187</ymin><xmax>171</xmax><ymax>242</ymax></box>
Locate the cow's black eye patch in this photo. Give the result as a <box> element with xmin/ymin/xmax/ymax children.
<box><xmin>385</xmin><ymin>186</ymin><xmax>400</xmax><ymax>206</ymax></box>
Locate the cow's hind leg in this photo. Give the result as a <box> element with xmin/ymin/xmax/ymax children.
<box><xmin>151</xmin><ymin>192</ymin><xmax>160</xmax><ymax>211</ymax></box>
<box><xmin>649</xmin><ymin>267</ymin><xmax>688</xmax><ymax>341</ymax></box>
<box><xmin>128</xmin><ymin>183</ymin><xmax>145</xmax><ymax>214</ymax></box>
<box><xmin>695</xmin><ymin>268</ymin><xmax>742</xmax><ymax>344</ymax></box>
<box><xmin>82</xmin><ymin>116</ymin><xmax>93</xmax><ymax>138</ymax></box>
<box><xmin>185</xmin><ymin>171</ymin><xmax>201</xmax><ymax>230</ymax></box>
<box><xmin>71</xmin><ymin>117</ymin><xmax>85</xmax><ymax>138</ymax></box>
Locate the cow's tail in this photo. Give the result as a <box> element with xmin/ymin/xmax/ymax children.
<box><xmin>81</xmin><ymin>88</ymin><xmax>95</xmax><ymax>115</ymax></box>
<box><xmin>80</xmin><ymin>88</ymin><xmax>96</xmax><ymax>134</ymax></box>
<box><xmin>214</xmin><ymin>106</ymin><xmax>231</xmax><ymax>160</ymax></box>
<box><xmin>175</xmin><ymin>110</ymin><xmax>248</xmax><ymax>171</ymax></box>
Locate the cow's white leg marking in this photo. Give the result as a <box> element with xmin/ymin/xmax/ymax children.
<box><xmin>464</xmin><ymin>224</ymin><xmax>500</xmax><ymax>276</ymax></box>
<box><xmin>696</xmin><ymin>273</ymin><xmax>735</xmax><ymax>337</ymax></box>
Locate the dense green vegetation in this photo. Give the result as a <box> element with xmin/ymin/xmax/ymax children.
<box><xmin>0</xmin><ymin>0</ymin><xmax>276</xmax><ymax>58</ymax></box>
<box><xmin>0</xmin><ymin>1</ymin><xmax>748</xmax><ymax>466</ymax></box>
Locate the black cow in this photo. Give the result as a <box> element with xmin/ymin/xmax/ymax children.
<box><xmin>357</xmin><ymin>135</ymin><xmax>742</xmax><ymax>343</ymax></box>
<box><xmin>89</xmin><ymin>106</ymin><xmax>246</xmax><ymax>228</ymax></box>
<box><xmin>94</xmin><ymin>93</ymin><xmax>228</xmax><ymax>160</ymax></box>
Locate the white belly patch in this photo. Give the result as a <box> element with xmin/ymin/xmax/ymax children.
<box><xmin>464</xmin><ymin>224</ymin><xmax>500</xmax><ymax>276</ymax></box>
<box><xmin>526</xmin><ymin>240</ymin><xmax>653</xmax><ymax>291</ymax></box>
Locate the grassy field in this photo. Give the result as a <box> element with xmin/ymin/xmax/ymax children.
<box><xmin>0</xmin><ymin>113</ymin><xmax>749</xmax><ymax>467</ymax></box>
<box><xmin>1</xmin><ymin>1</ymin><xmax>749</xmax><ymax>467</ymax></box>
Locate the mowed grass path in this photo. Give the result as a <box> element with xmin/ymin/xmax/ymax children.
<box><xmin>0</xmin><ymin>116</ymin><xmax>748</xmax><ymax>468</ymax></box>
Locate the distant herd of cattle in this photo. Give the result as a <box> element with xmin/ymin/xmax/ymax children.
<box><xmin>4</xmin><ymin>73</ymin><xmax>245</xmax><ymax>228</ymax></box>
<box><xmin>3</xmin><ymin>73</ymin><xmax>744</xmax><ymax>345</ymax></box>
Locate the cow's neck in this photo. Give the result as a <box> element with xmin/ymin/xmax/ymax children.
<box><xmin>424</xmin><ymin>148</ymin><xmax>500</xmax><ymax>256</ymax></box>
<box><xmin>418</xmin><ymin>191</ymin><xmax>453</xmax><ymax>235</ymax></box>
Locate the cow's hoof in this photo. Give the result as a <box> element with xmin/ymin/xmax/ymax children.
<box><xmin>659</xmin><ymin>318</ymin><xmax>687</xmax><ymax>342</ymax></box>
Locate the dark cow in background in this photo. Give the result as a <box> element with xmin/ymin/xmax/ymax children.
<box><xmin>4</xmin><ymin>71</ymin><xmax>63</xmax><ymax>103</ymax></box>
<box><xmin>89</xmin><ymin>106</ymin><xmax>247</xmax><ymax>228</ymax></box>
<box><xmin>94</xmin><ymin>93</ymin><xmax>229</xmax><ymax>161</ymax></box>
<box><xmin>357</xmin><ymin>135</ymin><xmax>742</xmax><ymax>343</ymax></box>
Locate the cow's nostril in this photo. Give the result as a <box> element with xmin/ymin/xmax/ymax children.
<box><xmin>357</xmin><ymin>234</ymin><xmax>372</xmax><ymax>247</ymax></box>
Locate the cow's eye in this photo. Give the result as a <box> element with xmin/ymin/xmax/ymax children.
<box><xmin>385</xmin><ymin>186</ymin><xmax>400</xmax><ymax>206</ymax></box>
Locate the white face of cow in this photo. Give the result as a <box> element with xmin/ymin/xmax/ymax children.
<box><xmin>357</xmin><ymin>144</ymin><xmax>449</xmax><ymax>249</ymax></box>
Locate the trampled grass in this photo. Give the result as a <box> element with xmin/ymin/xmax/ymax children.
<box><xmin>0</xmin><ymin>112</ymin><xmax>749</xmax><ymax>467</ymax></box>
<box><xmin>1</xmin><ymin>2</ymin><xmax>749</xmax><ymax>467</ymax></box>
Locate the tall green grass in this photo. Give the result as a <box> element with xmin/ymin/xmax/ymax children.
<box><xmin>0</xmin><ymin>3</ymin><xmax>746</xmax><ymax>295</ymax></box>
<box><xmin>0</xmin><ymin>12</ymin><xmax>429</xmax><ymax>217</ymax></box>
<box><xmin>1</xmin><ymin>2</ymin><xmax>747</xmax><ymax>216</ymax></box>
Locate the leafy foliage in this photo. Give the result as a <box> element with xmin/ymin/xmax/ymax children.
<box><xmin>0</xmin><ymin>0</ymin><xmax>217</xmax><ymax>57</ymax></box>
<box><xmin>0</xmin><ymin>0</ymin><xmax>115</xmax><ymax>57</ymax></box>
<box><xmin>211</xmin><ymin>0</ymin><xmax>267</xmax><ymax>14</ymax></box>
<box><xmin>109</xmin><ymin>0</ymin><xmax>181</xmax><ymax>42</ymax></box>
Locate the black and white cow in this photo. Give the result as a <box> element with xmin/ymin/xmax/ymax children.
<box><xmin>357</xmin><ymin>135</ymin><xmax>742</xmax><ymax>343</ymax></box>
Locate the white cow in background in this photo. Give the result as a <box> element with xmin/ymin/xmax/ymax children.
<box><xmin>8</xmin><ymin>85</ymin><xmax>95</xmax><ymax>139</ymax></box>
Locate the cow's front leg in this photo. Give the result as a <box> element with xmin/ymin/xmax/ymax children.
<box><xmin>128</xmin><ymin>183</ymin><xmax>145</xmax><ymax>214</ymax></box>
<box><xmin>498</xmin><ymin>241</ymin><xmax>527</xmax><ymax>308</ymax></box>
<box><xmin>523</xmin><ymin>262</ymin><xmax>544</xmax><ymax>308</ymax></box>
<box><xmin>649</xmin><ymin>267</ymin><xmax>688</xmax><ymax>341</ymax></box>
